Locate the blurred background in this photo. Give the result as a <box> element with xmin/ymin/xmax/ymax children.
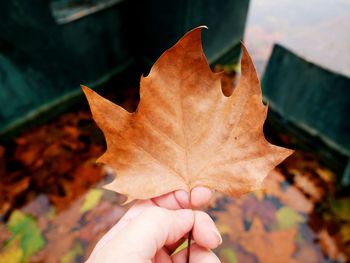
<box><xmin>0</xmin><ymin>0</ymin><xmax>350</xmax><ymax>262</ymax></box>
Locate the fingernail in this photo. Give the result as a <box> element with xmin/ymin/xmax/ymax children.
<box><xmin>214</xmin><ymin>228</ymin><xmax>222</xmax><ymax>244</ymax></box>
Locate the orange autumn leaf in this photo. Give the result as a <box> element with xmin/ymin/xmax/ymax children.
<box><xmin>82</xmin><ymin>26</ymin><xmax>293</xmax><ymax>202</ymax></box>
<box><xmin>240</xmin><ymin>218</ymin><xmax>298</xmax><ymax>263</ymax></box>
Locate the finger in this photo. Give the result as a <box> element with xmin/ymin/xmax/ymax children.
<box><xmin>172</xmin><ymin>244</ymin><xmax>220</xmax><ymax>263</ymax></box>
<box><xmin>190</xmin><ymin>187</ymin><xmax>213</xmax><ymax>208</ymax></box>
<box><xmin>192</xmin><ymin>211</ymin><xmax>222</xmax><ymax>249</ymax></box>
<box><xmin>152</xmin><ymin>190</ymin><xmax>188</xmax><ymax>209</ymax></box>
<box><xmin>90</xmin><ymin>200</ymin><xmax>153</xmax><ymax>254</ymax></box>
<box><xmin>154</xmin><ymin>248</ymin><xmax>172</xmax><ymax>263</ymax></box>
<box><xmin>175</xmin><ymin>190</ymin><xmax>191</xmax><ymax>208</ymax></box>
<box><xmin>103</xmin><ymin>207</ymin><xmax>195</xmax><ymax>260</ymax></box>
<box><xmin>153</xmin><ymin>187</ymin><xmax>213</xmax><ymax>210</ymax></box>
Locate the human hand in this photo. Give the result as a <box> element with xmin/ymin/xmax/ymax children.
<box><xmin>87</xmin><ymin>187</ymin><xmax>221</xmax><ymax>262</ymax></box>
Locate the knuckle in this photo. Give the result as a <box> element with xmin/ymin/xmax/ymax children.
<box><xmin>196</xmin><ymin>210</ymin><xmax>213</xmax><ymax>222</ymax></box>
<box><xmin>143</xmin><ymin>206</ymin><xmax>168</xmax><ymax>220</ymax></box>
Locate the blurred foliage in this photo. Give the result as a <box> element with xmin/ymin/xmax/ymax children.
<box><xmin>275</xmin><ymin>206</ymin><xmax>305</xmax><ymax>230</ymax></box>
<box><xmin>81</xmin><ymin>189</ymin><xmax>103</xmax><ymax>213</ymax></box>
<box><xmin>1</xmin><ymin>211</ymin><xmax>45</xmax><ymax>262</ymax></box>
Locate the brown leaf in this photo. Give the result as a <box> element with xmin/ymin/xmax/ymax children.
<box><xmin>241</xmin><ymin>195</ymin><xmax>277</xmax><ymax>226</ymax></box>
<box><xmin>214</xmin><ymin>201</ymin><xmax>245</xmax><ymax>239</ymax></box>
<box><xmin>291</xmin><ymin>169</ymin><xmax>325</xmax><ymax>202</ymax></box>
<box><xmin>294</xmin><ymin>243</ymin><xmax>322</xmax><ymax>263</ymax></box>
<box><xmin>264</xmin><ymin>170</ymin><xmax>314</xmax><ymax>213</ymax></box>
<box><xmin>319</xmin><ymin>229</ymin><xmax>347</xmax><ymax>262</ymax></box>
<box><xmin>240</xmin><ymin>218</ymin><xmax>298</xmax><ymax>263</ymax></box>
<box><xmin>82</xmin><ymin>27</ymin><xmax>293</xmax><ymax>202</ymax></box>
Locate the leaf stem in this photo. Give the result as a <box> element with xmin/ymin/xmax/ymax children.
<box><xmin>186</xmin><ymin>229</ymin><xmax>192</xmax><ymax>263</ymax></box>
<box><xmin>186</xmin><ymin>191</ymin><xmax>192</xmax><ymax>263</ymax></box>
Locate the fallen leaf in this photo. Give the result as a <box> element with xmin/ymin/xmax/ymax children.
<box><xmin>329</xmin><ymin>197</ymin><xmax>350</xmax><ymax>221</ymax></box>
<box><xmin>61</xmin><ymin>242</ymin><xmax>84</xmax><ymax>263</ymax></box>
<box><xmin>214</xmin><ymin>202</ymin><xmax>245</xmax><ymax>239</ymax></box>
<box><xmin>10</xmin><ymin>177</ymin><xmax>30</xmax><ymax>196</ymax></box>
<box><xmin>240</xmin><ymin>218</ymin><xmax>298</xmax><ymax>263</ymax></box>
<box><xmin>283</xmin><ymin>186</ymin><xmax>314</xmax><ymax>214</ymax></box>
<box><xmin>32</xmin><ymin>232</ymin><xmax>77</xmax><ymax>263</ymax></box>
<box><xmin>82</xmin><ymin>26</ymin><xmax>293</xmax><ymax>202</ymax></box>
<box><xmin>293</xmin><ymin>243</ymin><xmax>321</xmax><ymax>263</ymax></box>
<box><xmin>31</xmin><ymin>199</ymin><xmax>84</xmax><ymax>263</ymax></box>
<box><xmin>319</xmin><ymin>229</ymin><xmax>347</xmax><ymax>262</ymax></box>
<box><xmin>79</xmin><ymin>201</ymin><xmax>126</xmax><ymax>258</ymax></box>
<box><xmin>0</xmin><ymin>110</ymin><xmax>105</xmax><ymax>216</ymax></box>
<box><xmin>275</xmin><ymin>206</ymin><xmax>305</xmax><ymax>230</ymax></box>
<box><xmin>21</xmin><ymin>194</ymin><xmax>51</xmax><ymax>218</ymax></box>
<box><xmin>264</xmin><ymin>170</ymin><xmax>313</xmax><ymax>213</ymax></box>
<box><xmin>340</xmin><ymin>224</ymin><xmax>350</xmax><ymax>243</ymax></box>
<box><xmin>241</xmin><ymin>195</ymin><xmax>277</xmax><ymax>227</ymax></box>
<box><xmin>0</xmin><ymin>223</ymin><xmax>12</xmax><ymax>245</ymax></box>
<box><xmin>316</xmin><ymin>167</ymin><xmax>335</xmax><ymax>184</ymax></box>
<box><xmin>220</xmin><ymin>247</ymin><xmax>238</xmax><ymax>263</ymax></box>
<box><xmin>6</xmin><ymin>210</ymin><xmax>45</xmax><ymax>261</ymax></box>
<box><xmin>50</xmin><ymin>160</ymin><xmax>104</xmax><ymax>211</ymax></box>
<box><xmin>0</xmin><ymin>238</ymin><xmax>23</xmax><ymax>263</ymax></box>
<box><xmin>80</xmin><ymin>189</ymin><xmax>103</xmax><ymax>213</ymax></box>
<box><xmin>291</xmin><ymin>169</ymin><xmax>325</xmax><ymax>202</ymax></box>
<box><xmin>30</xmin><ymin>191</ymin><xmax>126</xmax><ymax>263</ymax></box>
<box><xmin>81</xmin><ymin>201</ymin><xmax>125</xmax><ymax>235</ymax></box>
<box><xmin>253</xmin><ymin>189</ymin><xmax>265</xmax><ymax>201</ymax></box>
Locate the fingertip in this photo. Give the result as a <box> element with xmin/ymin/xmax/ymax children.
<box><xmin>174</xmin><ymin>190</ymin><xmax>190</xmax><ymax>208</ymax></box>
<box><xmin>193</xmin><ymin>211</ymin><xmax>221</xmax><ymax>249</ymax></box>
<box><xmin>153</xmin><ymin>192</ymin><xmax>183</xmax><ymax>210</ymax></box>
<box><xmin>190</xmin><ymin>187</ymin><xmax>213</xmax><ymax>208</ymax></box>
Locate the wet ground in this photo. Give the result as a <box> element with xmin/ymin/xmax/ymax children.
<box><xmin>245</xmin><ymin>0</ymin><xmax>350</xmax><ymax>76</ymax></box>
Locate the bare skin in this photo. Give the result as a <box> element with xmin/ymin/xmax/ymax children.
<box><xmin>87</xmin><ymin>187</ymin><xmax>221</xmax><ymax>263</ymax></box>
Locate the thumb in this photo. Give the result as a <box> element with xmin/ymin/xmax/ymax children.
<box><xmin>93</xmin><ymin>206</ymin><xmax>194</xmax><ymax>262</ymax></box>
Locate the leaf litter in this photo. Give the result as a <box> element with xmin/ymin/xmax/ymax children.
<box><xmin>0</xmin><ymin>28</ymin><xmax>349</xmax><ymax>263</ymax></box>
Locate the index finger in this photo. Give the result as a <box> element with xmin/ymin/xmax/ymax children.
<box><xmin>152</xmin><ymin>187</ymin><xmax>213</xmax><ymax>209</ymax></box>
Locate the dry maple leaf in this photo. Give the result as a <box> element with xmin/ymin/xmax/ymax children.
<box><xmin>82</xmin><ymin>26</ymin><xmax>293</xmax><ymax>203</ymax></box>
